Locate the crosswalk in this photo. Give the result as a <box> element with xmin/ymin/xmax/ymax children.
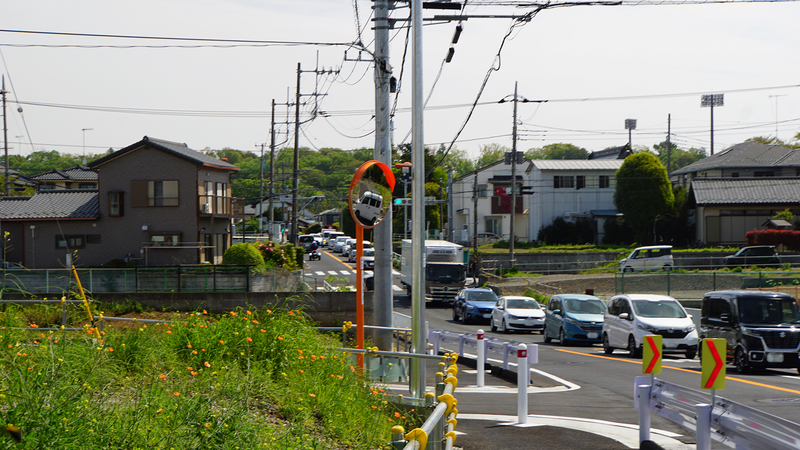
<box><xmin>312</xmin><ymin>270</ymin><xmax>404</xmax><ymax>292</ymax></box>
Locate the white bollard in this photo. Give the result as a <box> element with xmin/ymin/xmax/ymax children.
<box><xmin>477</xmin><ymin>329</ymin><xmax>485</xmax><ymax>387</ymax></box>
<box><xmin>459</xmin><ymin>334</ymin><xmax>465</xmax><ymax>357</ymax></box>
<box><xmin>696</xmin><ymin>403</ymin><xmax>711</xmax><ymax>450</ymax></box>
<box><xmin>517</xmin><ymin>344</ymin><xmax>528</xmax><ymax>424</ymax></box>
<box><xmin>637</xmin><ymin>384</ymin><xmax>651</xmax><ymax>444</ymax></box>
<box><xmin>502</xmin><ymin>342</ymin><xmax>510</xmax><ymax>370</ymax></box>
<box><xmin>633</xmin><ymin>375</ymin><xmax>650</xmax><ymax>411</ymax></box>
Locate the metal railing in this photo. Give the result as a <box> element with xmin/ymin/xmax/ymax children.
<box><xmin>639</xmin><ymin>377</ymin><xmax>800</xmax><ymax>450</ymax></box>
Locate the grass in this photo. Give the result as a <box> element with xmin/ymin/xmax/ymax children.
<box><xmin>0</xmin><ymin>303</ymin><xmax>423</xmax><ymax>449</ymax></box>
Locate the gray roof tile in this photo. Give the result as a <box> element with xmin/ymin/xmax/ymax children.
<box><xmin>673</xmin><ymin>141</ymin><xmax>800</xmax><ymax>176</ymax></box>
<box><xmin>0</xmin><ymin>190</ymin><xmax>98</xmax><ymax>220</ymax></box>
<box><xmin>89</xmin><ymin>136</ymin><xmax>239</xmax><ymax>171</ymax></box>
<box><xmin>691</xmin><ymin>178</ymin><xmax>800</xmax><ymax>205</ymax></box>
<box><xmin>31</xmin><ymin>166</ymin><xmax>98</xmax><ymax>181</ymax></box>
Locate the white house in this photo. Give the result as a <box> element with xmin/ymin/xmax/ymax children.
<box><xmin>451</xmin><ymin>159</ymin><xmax>623</xmax><ymax>244</ymax></box>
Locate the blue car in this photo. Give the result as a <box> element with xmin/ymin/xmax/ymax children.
<box><xmin>543</xmin><ymin>294</ymin><xmax>606</xmax><ymax>345</ymax></box>
<box><xmin>453</xmin><ymin>288</ymin><xmax>499</xmax><ymax>325</ymax></box>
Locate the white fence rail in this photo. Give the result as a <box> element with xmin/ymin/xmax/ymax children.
<box><xmin>639</xmin><ymin>377</ymin><xmax>800</xmax><ymax>450</ymax></box>
<box><xmin>428</xmin><ymin>329</ymin><xmax>538</xmax><ymax>369</ymax></box>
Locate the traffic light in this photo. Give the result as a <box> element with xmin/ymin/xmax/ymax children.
<box><xmin>394</xmin><ymin>198</ymin><xmax>412</xmax><ymax>206</ymax></box>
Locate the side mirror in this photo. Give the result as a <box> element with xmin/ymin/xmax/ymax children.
<box><xmin>719</xmin><ymin>313</ymin><xmax>730</xmax><ymax>322</ymax></box>
<box><xmin>619</xmin><ymin>313</ymin><xmax>630</xmax><ymax>320</ymax></box>
<box><xmin>553</xmin><ymin>309</ymin><xmax>562</xmax><ymax>316</ymax></box>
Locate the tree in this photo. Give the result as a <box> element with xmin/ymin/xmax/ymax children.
<box><xmin>651</xmin><ymin>141</ymin><xmax>706</xmax><ymax>172</ymax></box>
<box><xmin>475</xmin><ymin>144</ymin><xmax>506</xmax><ymax>169</ymax></box>
<box><xmin>614</xmin><ymin>152</ymin><xmax>674</xmax><ymax>244</ymax></box>
<box><xmin>525</xmin><ymin>143</ymin><xmax>588</xmax><ymax>160</ymax></box>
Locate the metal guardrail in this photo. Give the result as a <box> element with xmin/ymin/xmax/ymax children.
<box><xmin>642</xmin><ymin>378</ymin><xmax>800</xmax><ymax>449</ymax></box>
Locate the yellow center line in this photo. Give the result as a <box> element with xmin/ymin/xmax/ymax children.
<box><xmin>554</xmin><ymin>348</ymin><xmax>800</xmax><ymax>395</ymax></box>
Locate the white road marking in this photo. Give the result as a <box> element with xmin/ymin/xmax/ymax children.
<box><xmin>392</xmin><ymin>285</ymin><xmax>403</xmax><ymax>292</ymax></box>
<box><xmin>315</xmin><ymin>271</ymin><xmax>326</xmax><ymax>276</ymax></box>
<box><xmin>327</xmin><ymin>271</ymin><xmax>338</xmax><ymax>275</ymax></box>
<box><xmin>339</xmin><ymin>270</ymin><xmax>351</xmax><ymax>275</ymax></box>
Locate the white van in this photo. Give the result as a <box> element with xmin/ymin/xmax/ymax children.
<box><xmin>603</xmin><ymin>294</ymin><xmax>698</xmax><ymax>359</ymax></box>
<box><xmin>354</xmin><ymin>191</ymin><xmax>383</xmax><ymax>226</ymax></box>
<box><xmin>619</xmin><ymin>245</ymin><xmax>673</xmax><ymax>272</ymax></box>
<box><xmin>323</xmin><ymin>231</ymin><xmax>344</xmax><ymax>248</ymax></box>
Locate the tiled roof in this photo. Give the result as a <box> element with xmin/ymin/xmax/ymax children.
<box><xmin>691</xmin><ymin>178</ymin><xmax>800</xmax><ymax>205</ymax></box>
<box><xmin>672</xmin><ymin>141</ymin><xmax>800</xmax><ymax>176</ymax></box>
<box><xmin>31</xmin><ymin>166</ymin><xmax>98</xmax><ymax>181</ymax></box>
<box><xmin>0</xmin><ymin>190</ymin><xmax>98</xmax><ymax>220</ymax></box>
<box><xmin>89</xmin><ymin>136</ymin><xmax>239</xmax><ymax>171</ymax></box>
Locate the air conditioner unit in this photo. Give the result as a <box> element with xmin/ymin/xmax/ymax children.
<box><xmin>201</xmin><ymin>203</ymin><xmax>211</xmax><ymax>213</ymax></box>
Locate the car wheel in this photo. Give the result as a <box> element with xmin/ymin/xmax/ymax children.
<box><xmin>501</xmin><ymin>319</ymin><xmax>509</xmax><ymax>334</ymax></box>
<box><xmin>685</xmin><ymin>348</ymin><xmax>697</xmax><ymax>360</ymax></box>
<box><xmin>543</xmin><ymin>325</ymin><xmax>552</xmax><ymax>343</ymax></box>
<box><xmin>623</xmin><ymin>267</ymin><xmax>634</xmax><ymax>273</ymax></box>
<box><xmin>603</xmin><ymin>333</ymin><xmax>613</xmax><ymax>354</ymax></box>
<box><xmin>663</xmin><ymin>265</ymin><xmax>672</xmax><ymax>272</ymax></box>
<box><xmin>735</xmin><ymin>348</ymin><xmax>749</xmax><ymax>374</ymax></box>
<box><xmin>628</xmin><ymin>335</ymin><xmax>641</xmax><ymax>358</ymax></box>
<box><xmin>490</xmin><ymin>319</ymin><xmax>497</xmax><ymax>332</ymax></box>
<box><xmin>462</xmin><ymin>311</ymin><xmax>470</xmax><ymax>325</ymax></box>
<box><xmin>453</xmin><ymin>308</ymin><xmax>458</xmax><ymax>321</ymax></box>
<box><xmin>559</xmin><ymin>328</ymin><xmax>567</xmax><ymax>346</ymax></box>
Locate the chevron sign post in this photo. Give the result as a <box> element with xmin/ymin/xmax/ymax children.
<box><xmin>642</xmin><ymin>335</ymin><xmax>662</xmax><ymax>375</ymax></box>
<box><xmin>701</xmin><ymin>339</ymin><xmax>726</xmax><ymax>390</ymax></box>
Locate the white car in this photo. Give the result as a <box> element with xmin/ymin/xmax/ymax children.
<box><xmin>360</xmin><ymin>248</ymin><xmax>375</xmax><ymax>269</ymax></box>
<box><xmin>490</xmin><ymin>296</ymin><xmax>545</xmax><ymax>334</ymax></box>
<box><xmin>619</xmin><ymin>245</ymin><xmax>673</xmax><ymax>272</ymax></box>
<box><xmin>347</xmin><ymin>241</ymin><xmax>373</xmax><ymax>263</ymax></box>
<box><xmin>341</xmin><ymin>238</ymin><xmax>357</xmax><ymax>258</ymax></box>
<box><xmin>310</xmin><ymin>233</ymin><xmax>323</xmax><ymax>245</ymax></box>
<box><xmin>602</xmin><ymin>294</ymin><xmax>698</xmax><ymax>359</ymax></box>
<box><xmin>333</xmin><ymin>236</ymin><xmax>351</xmax><ymax>253</ymax></box>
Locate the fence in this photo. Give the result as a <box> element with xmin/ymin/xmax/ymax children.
<box><xmin>0</xmin><ymin>265</ymin><xmax>310</xmax><ymax>294</ymax></box>
<box><xmin>638</xmin><ymin>377</ymin><xmax>800</xmax><ymax>450</ymax></box>
<box><xmin>614</xmin><ymin>271</ymin><xmax>800</xmax><ymax>301</ymax></box>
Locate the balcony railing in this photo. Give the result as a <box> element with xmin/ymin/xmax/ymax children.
<box><xmin>198</xmin><ymin>195</ymin><xmax>244</xmax><ymax>216</ymax></box>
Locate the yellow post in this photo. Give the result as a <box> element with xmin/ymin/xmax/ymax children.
<box><xmin>72</xmin><ymin>265</ymin><xmax>101</xmax><ymax>341</ymax></box>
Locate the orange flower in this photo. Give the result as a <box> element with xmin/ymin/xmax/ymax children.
<box><xmin>350</xmin><ymin>365</ymin><xmax>356</xmax><ymax>373</ymax></box>
<box><xmin>394</xmin><ymin>412</ymin><xmax>401</xmax><ymax>418</ymax></box>
<box><xmin>202</xmin><ymin>310</ymin><xmax>207</xmax><ymax>314</ymax></box>
<box><xmin>311</xmin><ymin>355</ymin><xmax>317</xmax><ymax>361</ymax></box>
<box><xmin>247</xmin><ymin>337</ymin><xmax>253</xmax><ymax>342</ymax></box>
<box><xmin>230</xmin><ymin>312</ymin><xmax>237</xmax><ymax>317</ymax></box>
<box><xmin>297</xmin><ymin>349</ymin><xmax>302</xmax><ymax>354</ymax></box>
<box><xmin>187</xmin><ymin>367</ymin><xmax>193</xmax><ymax>371</ymax></box>
<box><xmin>337</xmin><ymin>375</ymin><xmax>343</xmax><ymax>379</ymax></box>
<box><xmin>299</xmin><ymin>369</ymin><xmax>304</xmax><ymax>374</ymax></box>
<box><xmin>174</xmin><ymin>392</ymin><xmax>180</xmax><ymax>397</ymax></box>
<box><xmin>252</xmin><ymin>320</ymin><xmax>259</xmax><ymax>325</ymax></box>
<box><xmin>266</xmin><ymin>309</ymin><xmax>272</xmax><ymax>314</ymax></box>
<box><xmin>192</xmin><ymin>350</ymin><xmax>198</xmax><ymax>355</ymax></box>
<box><xmin>156</xmin><ymin>408</ymin><xmax>163</xmax><ymax>413</ymax></box>
<box><xmin>219</xmin><ymin>340</ymin><xmax>225</xmax><ymax>345</ymax></box>
<box><xmin>288</xmin><ymin>311</ymin><xmax>294</xmax><ymax>315</ymax></box>
<box><xmin>320</xmin><ymin>355</ymin><xmax>325</xmax><ymax>360</ymax></box>
<box><xmin>277</xmin><ymin>336</ymin><xmax>283</xmax><ymax>340</ymax></box>
<box><xmin>167</xmin><ymin>331</ymin><xmax>172</xmax><ymax>334</ymax></box>
<box><xmin>204</xmin><ymin>361</ymin><xmax>210</xmax><ymax>368</ymax></box>
<box><xmin>261</xmin><ymin>329</ymin><xmax>267</xmax><ymax>333</ymax></box>
<box><xmin>309</xmin><ymin>393</ymin><xmax>316</xmax><ymax>397</ymax></box>
<box><xmin>371</xmin><ymin>405</ymin><xmax>377</xmax><ymax>409</ymax></box>
<box><xmin>187</xmin><ymin>344</ymin><xmax>192</xmax><ymax>349</ymax></box>
<box><xmin>191</xmin><ymin>371</ymin><xmax>198</xmax><ymax>376</ymax></box>
<box><xmin>159</xmin><ymin>374</ymin><xmax>167</xmax><ymax>380</ymax></box>
<box><xmin>29</xmin><ymin>324</ymin><xmax>38</xmax><ymax>328</ymax></box>
<box><xmin>108</xmin><ymin>348</ymin><xmax>114</xmax><ymax>352</ymax></box>
<box><xmin>246</xmin><ymin>310</ymin><xmax>252</xmax><ymax>315</ymax></box>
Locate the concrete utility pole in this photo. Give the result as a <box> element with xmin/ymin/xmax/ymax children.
<box><xmin>410</xmin><ymin>0</ymin><xmax>426</xmax><ymax>399</ymax></box>
<box><xmin>472</xmin><ymin>169</ymin><xmax>478</xmax><ymax>264</ymax></box>
<box><xmin>257</xmin><ymin>142</ymin><xmax>265</xmax><ymax>235</ymax></box>
<box><xmin>666</xmin><ymin>114</ymin><xmax>672</xmax><ymax>174</ymax></box>
<box><xmin>373</xmin><ymin>0</ymin><xmax>393</xmax><ymax>351</ymax></box>
<box><xmin>292</xmin><ymin>63</ymin><xmax>301</xmax><ymax>244</ymax></box>
<box><xmin>269</xmin><ymin>99</ymin><xmax>277</xmax><ymax>241</ymax></box>
<box><xmin>2</xmin><ymin>75</ymin><xmax>8</xmax><ymax>197</ymax></box>
<box><xmin>510</xmin><ymin>82</ymin><xmax>518</xmax><ymax>264</ymax></box>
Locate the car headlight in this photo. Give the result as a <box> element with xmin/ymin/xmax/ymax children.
<box><xmin>508</xmin><ymin>314</ymin><xmax>519</xmax><ymax>320</ymax></box>
<box><xmin>741</xmin><ymin>327</ymin><xmax>760</xmax><ymax>337</ymax></box>
<box><xmin>685</xmin><ymin>324</ymin><xmax>695</xmax><ymax>333</ymax></box>
<box><xmin>466</xmin><ymin>304</ymin><xmax>476</xmax><ymax>311</ymax></box>
<box><xmin>637</xmin><ymin>322</ymin><xmax>658</xmax><ymax>333</ymax></box>
<box><xmin>565</xmin><ymin>317</ymin><xmax>580</xmax><ymax>326</ymax></box>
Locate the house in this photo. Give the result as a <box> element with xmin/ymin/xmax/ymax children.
<box><xmin>0</xmin><ymin>136</ymin><xmax>242</xmax><ymax>268</ymax></box>
<box><xmin>674</xmin><ymin>141</ymin><xmax>800</xmax><ymax>245</ymax></box>
<box><xmin>451</xmin><ymin>158</ymin><xmax>623</xmax><ymax>244</ymax></box>
<box><xmin>30</xmin><ymin>166</ymin><xmax>98</xmax><ymax>192</ymax></box>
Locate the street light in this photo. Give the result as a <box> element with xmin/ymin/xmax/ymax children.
<box><xmin>700</xmin><ymin>94</ymin><xmax>723</xmax><ymax>155</ymax></box>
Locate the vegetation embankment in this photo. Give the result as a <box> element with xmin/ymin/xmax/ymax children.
<box><xmin>0</xmin><ymin>302</ymin><xmax>420</xmax><ymax>449</ymax></box>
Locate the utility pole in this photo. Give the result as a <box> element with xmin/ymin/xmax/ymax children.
<box><xmin>268</xmin><ymin>99</ymin><xmax>276</xmax><ymax>241</ymax></box>
<box><xmin>373</xmin><ymin>0</ymin><xmax>394</xmax><ymax>352</ymax></box>
<box><xmin>2</xmin><ymin>75</ymin><xmax>8</xmax><ymax>197</ymax></box>
<box><xmin>447</xmin><ymin>171</ymin><xmax>453</xmax><ymax>242</ymax></box>
<box><xmin>472</xmin><ymin>169</ymin><xmax>478</xmax><ymax>264</ymax></box>
<box><xmin>292</xmin><ymin>63</ymin><xmax>301</xmax><ymax>244</ymax></box>
<box><xmin>510</xmin><ymin>82</ymin><xmax>518</xmax><ymax>265</ymax></box>
<box><xmin>257</xmin><ymin>142</ymin><xmax>265</xmax><ymax>235</ymax></box>
<box><xmin>666</xmin><ymin>114</ymin><xmax>672</xmax><ymax>174</ymax></box>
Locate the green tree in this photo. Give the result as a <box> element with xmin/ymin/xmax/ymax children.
<box><xmin>651</xmin><ymin>141</ymin><xmax>706</xmax><ymax>172</ymax></box>
<box><xmin>222</xmin><ymin>243</ymin><xmax>265</xmax><ymax>266</ymax></box>
<box><xmin>614</xmin><ymin>152</ymin><xmax>674</xmax><ymax>244</ymax></box>
<box><xmin>525</xmin><ymin>143</ymin><xmax>588</xmax><ymax>160</ymax></box>
<box><xmin>475</xmin><ymin>144</ymin><xmax>506</xmax><ymax>169</ymax></box>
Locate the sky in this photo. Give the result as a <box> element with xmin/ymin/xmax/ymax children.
<box><xmin>2</xmin><ymin>0</ymin><xmax>800</xmax><ymax>164</ymax></box>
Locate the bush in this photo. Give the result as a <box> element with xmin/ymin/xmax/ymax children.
<box><xmin>537</xmin><ymin>217</ymin><xmax>595</xmax><ymax>245</ymax></box>
<box><xmin>222</xmin><ymin>243</ymin><xmax>265</xmax><ymax>266</ymax></box>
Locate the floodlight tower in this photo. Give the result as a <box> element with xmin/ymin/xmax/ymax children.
<box><xmin>625</xmin><ymin>119</ymin><xmax>637</xmax><ymax>149</ymax></box>
<box><xmin>701</xmin><ymin>94</ymin><xmax>723</xmax><ymax>155</ymax></box>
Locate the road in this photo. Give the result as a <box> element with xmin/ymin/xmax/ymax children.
<box><xmin>304</xmin><ymin>254</ymin><xmax>800</xmax><ymax>446</ymax></box>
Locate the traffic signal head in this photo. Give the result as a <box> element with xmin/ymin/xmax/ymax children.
<box><xmin>394</xmin><ymin>198</ymin><xmax>412</xmax><ymax>206</ymax></box>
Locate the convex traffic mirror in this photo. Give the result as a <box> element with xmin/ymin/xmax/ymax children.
<box><xmin>348</xmin><ymin>160</ymin><xmax>396</xmax><ymax>229</ymax></box>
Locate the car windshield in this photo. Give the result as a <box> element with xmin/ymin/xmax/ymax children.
<box><xmin>506</xmin><ymin>299</ymin><xmax>540</xmax><ymax>309</ymax></box>
<box><xmin>363</xmin><ymin>248</ymin><xmax>375</xmax><ymax>256</ymax></box>
<box><xmin>738</xmin><ymin>298</ymin><xmax>800</xmax><ymax>324</ymax></box>
<box><xmin>632</xmin><ymin>300</ymin><xmax>686</xmax><ymax>318</ymax></box>
<box><xmin>466</xmin><ymin>291</ymin><xmax>498</xmax><ymax>302</ymax></box>
<box><xmin>564</xmin><ymin>299</ymin><xmax>605</xmax><ymax>315</ymax></box>
<box><xmin>427</xmin><ymin>265</ymin><xmax>466</xmax><ymax>283</ymax></box>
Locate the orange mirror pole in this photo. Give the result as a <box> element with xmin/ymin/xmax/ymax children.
<box><xmin>356</xmin><ymin>224</ymin><xmax>365</xmax><ymax>371</ymax></box>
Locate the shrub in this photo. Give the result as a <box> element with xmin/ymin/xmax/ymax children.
<box><xmin>223</xmin><ymin>243</ymin><xmax>265</xmax><ymax>267</ymax></box>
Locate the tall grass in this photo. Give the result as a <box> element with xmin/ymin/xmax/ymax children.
<box><xmin>0</xmin><ymin>306</ymin><xmax>421</xmax><ymax>449</ymax></box>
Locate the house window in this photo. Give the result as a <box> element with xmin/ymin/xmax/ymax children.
<box><xmin>576</xmin><ymin>176</ymin><xmax>586</xmax><ymax>189</ymax></box>
<box><xmin>109</xmin><ymin>191</ymin><xmax>124</xmax><ymax>216</ymax></box>
<box><xmin>599</xmin><ymin>175</ymin><xmax>610</xmax><ymax>188</ymax></box>
<box><xmin>731</xmin><ymin>173</ymin><xmax>739</xmax><ymax>178</ymax></box>
<box><xmin>477</xmin><ymin>185</ymin><xmax>487</xmax><ymax>198</ymax></box>
<box><xmin>56</xmin><ymin>235</ymin><xmax>85</xmax><ymax>249</ymax></box>
<box><xmin>131</xmin><ymin>180</ymin><xmax>179</xmax><ymax>207</ymax></box>
<box><xmin>754</xmin><ymin>171</ymin><xmax>774</xmax><ymax>177</ymax></box>
<box><xmin>86</xmin><ymin>234</ymin><xmax>101</xmax><ymax>244</ymax></box>
<box><xmin>150</xmin><ymin>234</ymin><xmax>180</xmax><ymax>247</ymax></box>
<box><xmin>79</xmin><ymin>183</ymin><xmax>95</xmax><ymax>189</ymax></box>
<box><xmin>39</xmin><ymin>183</ymin><xmax>56</xmax><ymax>191</ymax></box>
<box><xmin>485</xmin><ymin>217</ymin><xmax>501</xmax><ymax>235</ymax></box>
<box><xmin>554</xmin><ymin>176</ymin><xmax>574</xmax><ymax>188</ymax></box>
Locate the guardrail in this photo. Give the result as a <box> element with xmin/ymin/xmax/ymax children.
<box><xmin>428</xmin><ymin>329</ymin><xmax>538</xmax><ymax>372</ymax></box>
<box><xmin>637</xmin><ymin>377</ymin><xmax>800</xmax><ymax>450</ymax></box>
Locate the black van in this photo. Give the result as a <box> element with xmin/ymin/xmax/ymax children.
<box><xmin>700</xmin><ymin>290</ymin><xmax>800</xmax><ymax>373</ymax></box>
